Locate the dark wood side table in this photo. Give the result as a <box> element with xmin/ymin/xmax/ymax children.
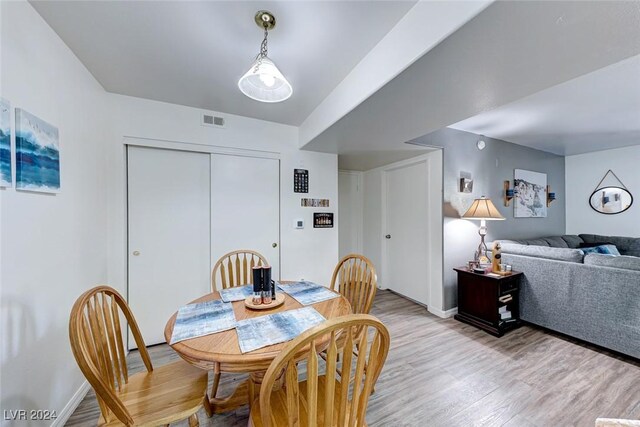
<box><xmin>453</xmin><ymin>267</ymin><xmax>523</xmax><ymax>337</ymax></box>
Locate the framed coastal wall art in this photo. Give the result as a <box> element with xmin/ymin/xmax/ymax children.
<box><xmin>0</xmin><ymin>98</ymin><xmax>11</xmax><ymax>187</ymax></box>
<box><xmin>15</xmin><ymin>108</ymin><xmax>60</xmax><ymax>193</ymax></box>
<box><xmin>514</xmin><ymin>169</ymin><xmax>547</xmax><ymax>218</ymax></box>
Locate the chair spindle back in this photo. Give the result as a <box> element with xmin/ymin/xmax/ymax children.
<box><xmin>259</xmin><ymin>314</ymin><xmax>390</xmax><ymax>427</ymax></box>
<box><xmin>69</xmin><ymin>286</ymin><xmax>152</xmax><ymax>425</ymax></box>
<box><xmin>330</xmin><ymin>254</ymin><xmax>378</xmax><ymax>315</ymax></box>
<box><xmin>211</xmin><ymin>250</ymin><xmax>267</xmax><ymax>291</ymax></box>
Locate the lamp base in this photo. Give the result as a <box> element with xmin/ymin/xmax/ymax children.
<box><xmin>474</xmin><ymin>227</ymin><xmax>491</xmax><ymax>266</ymax></box>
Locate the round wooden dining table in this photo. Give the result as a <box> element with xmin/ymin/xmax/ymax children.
<box><xmin>164</xmin><ymin>283</ymin><xmax>352</xmax><ymax>414</ymax></box>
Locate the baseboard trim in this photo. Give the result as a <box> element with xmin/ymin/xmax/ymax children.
<box><xmin>428</xmin><ymin>306</ymin><xmax>458</xmax><ymax>318</ymax></box>
<box><xmin>52</xmin><ymin>380</ymin><xmax>90</xmax><ymax>427</ymax></box>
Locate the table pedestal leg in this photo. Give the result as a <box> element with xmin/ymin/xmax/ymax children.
<box><xmin>208</xmin><ymin>380</ymin><xmax>250</xmax><ymax>414</ymax></box>
<box><xmin>248</xmin><ymin>372</ymin><xmax>265</xmax><ymax>409</ymax></box>
<box><xmin>208</xmin><ymin>371</ymin><xmax>276</xmax><ymax>413</ymax></box>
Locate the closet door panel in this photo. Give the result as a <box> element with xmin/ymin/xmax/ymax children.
<box><xmin>211</xmin><ymin>154</ymin><xmax>280</xmax><ymax>279</ymax></box>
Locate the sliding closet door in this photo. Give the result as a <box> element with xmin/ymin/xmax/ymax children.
<box><xmin>211</xmin><ymin>154</ymin><xmax>280</xmax><ymax>279</ymax></box>
<box><xmin>127</xmin><ymin>146</ymin><xmax>211</xmax><ymax>348</ymax></box>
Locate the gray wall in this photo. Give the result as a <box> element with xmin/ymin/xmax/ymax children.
<box><xmin>411</xmin><ymin>128</ymin><xmax>566</xmax><ymax>310</ymax></box>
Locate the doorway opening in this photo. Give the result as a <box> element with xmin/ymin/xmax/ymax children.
<box><xmin>337</xmin><ymin>149</ymin><xmax>443</xmax><ymax>311</ymax></box>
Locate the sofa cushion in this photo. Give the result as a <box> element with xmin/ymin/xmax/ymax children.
<box><xmin>511</xmin><ymin>236</ymin><xmax>577</xmax><ymax>248</ymax></box>
<box><xmin>580</xmin><ymin>241</ymin><xmax>614</xmax><ymax>248</ymax></box>
<box><xmin>579</xmin><ymin>234</ymin><xmax>640</xmax><ymax>257</ymax></box>
<box><xmin>516</xmin><ymin>238</ymin><xmax>551</xmax><ymax>247</ymax></box>
<box><xmin>561</xmin><ymin>235</ymin><xmax>584</xmax><ymax>248</ymax></box>
<box><xmin>500</xmin><ymin>243</ymin><xmax>585</xmax><ymax>263</ymax></box>
<box><xmin>584</xmin><ymin>253</ymin><xmax>640</xmax><ymax>271</ymax></box>
<box><xmin>541</xmin><ymin>236</ymin><xmax>570</xmax><ymax>248</ymax></box>
<box><xmin>581</xmin><ymin>244</ymin><xmax>621</xmax><ymax>256</ymax></box>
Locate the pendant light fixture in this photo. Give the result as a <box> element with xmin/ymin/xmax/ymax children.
<box><xmin>238</xmin><ymin>11</ymin><xmax>292</xmax><ymax>103</ymax></box>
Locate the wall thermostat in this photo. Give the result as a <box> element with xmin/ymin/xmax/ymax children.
<box><xmin>295</xmin><ymin>219</ymin><xmax>304</xmax><ymax>229</ymax></box>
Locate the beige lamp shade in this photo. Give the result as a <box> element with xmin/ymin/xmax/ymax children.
<box><xmin>462</xmin><ymin>196</ymin><xmax>505</xmax><ymax>220</ymax></box>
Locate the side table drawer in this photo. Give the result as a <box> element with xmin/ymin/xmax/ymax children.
<box><xmin>499</xmin><ymin>278</ymin><xmax>519</xmax><ymax>295</ymax></box>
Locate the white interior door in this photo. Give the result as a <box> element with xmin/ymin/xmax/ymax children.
<box><xmin>211</xmin><ymin>154</ymin><xmax>280</xmax><ymax>278</ymax></box>
<box><xmin>384</xmin><ymin>160</ymin><xmax>430</xmax><ymax>306</ymax></box>
<box><xmin>127</xmin><ymin>146</ymin><xmax>211</xmax><ymax>348</ymax></box>
<box><xmin>338</xmin><ymin>171</ymin><xmax>363</xmax><ymax>257</ymax></box>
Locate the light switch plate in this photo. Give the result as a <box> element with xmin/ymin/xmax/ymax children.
<box><xmin>295</xmin><ymin>219</ymin><xmax>304</xmax><ymax>229</ymax></box>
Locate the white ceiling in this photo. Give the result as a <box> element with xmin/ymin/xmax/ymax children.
<box><xmin>301</xmin><ymin>2</ymin><xmax>640</xmax><ymax>157</ymax></box>
<box><xmin>338</xmin><ymin>147</ymin><xmax>433</xmax><ymax>171</ymax></box>
<box><xmin>449</xmin><ymin>54</ymin><xmax>640</xmax><ymax>156</ymax></box>
<box><xmin>31</xmin><ymin>0</ymin><xmax>416</xmax><ymax>126</ymax></box>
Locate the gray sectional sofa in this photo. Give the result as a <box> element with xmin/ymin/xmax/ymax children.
<box><xmin>493</xmin><ymin>234</ymin><xmax>640</xmax><ymax>359</ymax></box>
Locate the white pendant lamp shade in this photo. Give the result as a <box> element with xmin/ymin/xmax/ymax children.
<box><xmin>238</xmin><ymin>56</ymin><xmax>292</xmax><ymax>103</ymax></box>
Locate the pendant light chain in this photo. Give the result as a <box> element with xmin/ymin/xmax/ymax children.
<box><xmin>260</xmin><ymin>25</ymin><xmax>269</xmax><ymax>58</ymax></box>
<box><xmin>253</xmin><ymin>25</ymin><xmax>269</xmax><ymax>73</ymax></box>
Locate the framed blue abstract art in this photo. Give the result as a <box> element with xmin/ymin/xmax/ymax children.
<box><xmin>15</xmin><ymin>108</ymin><xmax>60</xmax><ymax>193</ymax></box>
<box><xmin>0</xmin><ymin>98</ymin><xmax>11</xmax><ymax>188</ymax></box>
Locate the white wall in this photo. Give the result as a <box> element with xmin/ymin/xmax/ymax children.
<box><xmin>566</xmin><ymin>145</ymin><xmax>640</xmax><ymax>237</ymax></box>
<box><xmin>106</xmin><ymin>94</ymin><xmax>340</xmax><ymax>299</ymax></box>
<box><xmin>338</xmin><ymin>171</ymin><xmax>363</xmax><ymax>257</ymax></box>
<box><xmin>0</xmin><ymin>2</ymin><xmax>109</xmax><ymax>425</ymax></box>
<box><xmin>1</xmin><ymin>3</ymin><xmax>339</xmax><ymax>423</ymax></box>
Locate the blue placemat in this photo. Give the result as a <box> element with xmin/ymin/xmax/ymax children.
<box><xmin>219</xmin><ymin>284</ymin><xmax>254</xmax><ymax>302</ymax></box>
<box><xmin>235</xmin><ymin>306</ymin><xmax>326</xmax><ymax>353</ymax></box>
<box><xmin>277</xmin><ymin>281</ymin><xmax>339</xmax><ymax>306</ymax></box>
<box><xmin>170</xmin><ymin>299</ymin><xmax>236</xmax><ymax>344</ymax></box>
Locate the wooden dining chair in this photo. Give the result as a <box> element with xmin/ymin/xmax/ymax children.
<box><xmin>248</xmin><ymin>314</ymin><xmax>391</xmax><ymax>427</ymax></box>
<box><xmin>69</xmin><ymin>285</ymin><xmax>209</xmax><ymax>426</ymax></box>
<box><xmin>330</xmin><ymin>254</ymin><xmax>378</xmax><ymax>315</ymax></box>
<box><xmin>209</xmin><ymin>250</ymin><xmax>268</xmax><ymax>401</ymax></box>
<box><xmin>211</xmin><ymin>250</ymin><xmax>268</xmax><ymax>291</ymax></box>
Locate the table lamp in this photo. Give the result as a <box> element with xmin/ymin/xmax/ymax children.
<box><xmin>462</xmin><ymin>196</ymin><xmax>505</xmax><ymax>265</ymax></box>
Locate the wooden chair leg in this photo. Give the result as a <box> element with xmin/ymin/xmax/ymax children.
<box><xmin>188</xmin><ymin>413</ymin><xmax>199</xmax><ymax>427</ymax></box>
<box><xmin>203</xmin><ymin>394</ymin><xmax>213</xmax><ymax>418</ymax></box>
<box><xmin>210</xmin><ymin>371</ymin><xmax>221</xmax><ymax>398</ymax></box>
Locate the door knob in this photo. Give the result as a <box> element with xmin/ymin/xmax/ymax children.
<box><xmin>133</xmin><ymin>251</ymin><xmax>141</xmax><ymax>256</ymax></box>
<box><xmin>385</xmin><ymin>235</ymin><xmax>391</xmax><ymax>239</ymax></box>
<box><xmin>272</xmin><ymin>243</ymin><xmax>278</xmax><ymax>248</ymax></box>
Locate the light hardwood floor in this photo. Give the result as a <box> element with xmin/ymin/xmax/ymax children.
<box><xmin>66</xmin><ymin>290</ymin><xmax>640</xmax><ymax>427</ymax></box>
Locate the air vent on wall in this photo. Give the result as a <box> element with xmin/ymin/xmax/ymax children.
<box><xmin>201</xmin><ymin>113</ymin><xmax>226</xmax><ymax>129</ymax></box>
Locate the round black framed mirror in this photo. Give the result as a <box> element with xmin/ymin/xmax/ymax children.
<box><xmin>589</xmin><ymin>186</ymin><xmax>633</xmax><ymax>215</ymax></box>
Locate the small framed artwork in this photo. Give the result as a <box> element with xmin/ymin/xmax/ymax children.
<box><xmin>313</xmin><ymin>212</ymin><xmax>333</xmax><ymax>228</ymax></box>
<box><xmin>301</xmin><ymin>198</ymin><xmax>329</xmax><ymax>207</ymax></box>
<box><xmin>459</xmin><ymin>178</ymin><xmax>473</xmax><ymax>193</ymax></box>
<box><xmin>15</xmin><ymin>108</ymin><xmax>60</xmax><ymax>193</ymax></box>
<box><xmin>294</xmin><ymin>169</ymin><xmax>308</xmax><ymax>193</ymax></box>
<box><xmin>0</xmin><ymin>98</ymin><xmax>11</xmax><ymax>187</ymax></box>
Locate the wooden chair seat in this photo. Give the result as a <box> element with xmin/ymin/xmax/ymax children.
<box><xmin>248</xmin><ymin>376</ymin><xmax>365</xmax><ymax>427</ymax></box>
<box><xmin>98</xmin><ymin>360</ymin><xmax>208</xmax><ymax>426</ymax></box>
